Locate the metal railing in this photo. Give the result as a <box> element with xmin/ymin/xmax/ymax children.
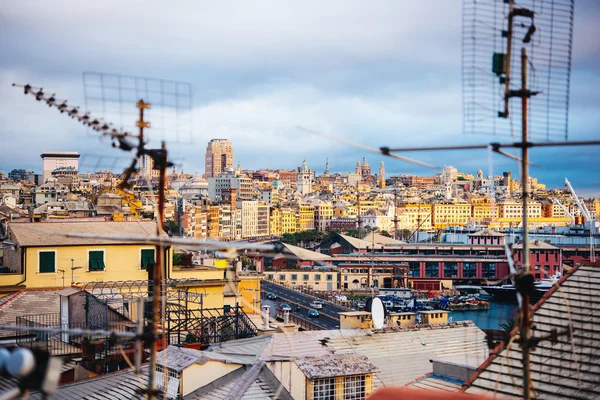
<box><xmin>275</xmin><ymin>309</ymin><xmax>322</xmax><ymax>331</ymax></box>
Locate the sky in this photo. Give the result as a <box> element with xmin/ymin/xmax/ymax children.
<box><xmin>1</xmin><ymin>1</ymin><xmax>599</xmax><ymax>195</ymax></box>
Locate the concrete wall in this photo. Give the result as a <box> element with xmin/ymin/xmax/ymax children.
<box><xmin>182</xmin><ymin>361</ymin><xmax>242</xmax><ymax>397</ymax></box>
<box><xmin>267</xmin><ymin>361</ymin><xmax>306</xmax><ymax>400</ymax></box>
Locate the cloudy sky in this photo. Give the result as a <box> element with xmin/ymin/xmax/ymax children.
<box><xmin>1</xmin><ymin>1</ymin><xmax>599</xmax><ymax>194</ymax></box>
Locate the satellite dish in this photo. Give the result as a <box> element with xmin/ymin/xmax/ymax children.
<box><xmin>371</xmin><ymin>297</ymin><xmax>385</xmax><ymax>330</ymax></box>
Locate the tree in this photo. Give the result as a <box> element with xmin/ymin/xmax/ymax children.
<box><xmin>164</xmin><ymin>219</ymin><xmax>180</xmax><ymax>236</ymax></box>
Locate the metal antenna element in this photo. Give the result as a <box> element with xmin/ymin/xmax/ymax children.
<box><xmin>296</xmin><ymin>125</ymin><xmax>440</xmax><ymax>169</ymax></box>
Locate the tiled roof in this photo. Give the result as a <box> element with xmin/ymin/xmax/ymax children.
<box><xmin>362</xmin><ymin>232</ymin><xmax>407</xmax><ymax>245</ymax></box>
<box><xmin>280</xmin><ymin>243</ymin><xmax>332</xmax><ymax>261</ymax></box>
<box><xmin>513</xmin><ymin>239</ymin><xmax>558</xmax><ymax>250</ymax></box>
<box><xmin>295</xmin><ymin>354</ymin><xmax>377</xmax><ymax>379</ymax></box>
<box><xmin>337</xmin><ymin>233</ymin><xmax>371</xmax><ymax>250</ymax></box>
<box><xmin>0</xmin><ymin>290</ymin><xmax>60</xmax><ymax>337</ymax></box>
<box><xmin>29</xmin><ymin>367</ymin><xmax>148</xmax><ymax>400</ymax></box>
<box><xmin>463</xmin><ymin>264</ymin><xmax>600</xmax><ymax>399</ymax></box>
<box><xmin>7</xmin><ymin>221</ymin><xmax>164</xmax><ymax>247</ymax></box>
<box><xmin>468</xmin><ymin>229</ymin><xmax>505</xmax><ymax>237</ymax></box>
<box><xmin>262</xmin><ymin>322</ymin><xmax>487</xmax><ymax>388</ymax></box>
<box><xmin>157</xmin><ymin>345</ymin><xmax>202</xmax><ymax>372</ymax></box>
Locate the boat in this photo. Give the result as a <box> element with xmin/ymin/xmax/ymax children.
<box><xmin>482</xmin><ymin>273</ymin><xmax>561</xmax><ymax>302</ymax></box>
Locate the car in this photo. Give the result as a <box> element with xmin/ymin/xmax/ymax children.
<box><xmin>308</xmin><ymin>309</ymin><xmax>320</xmax><ymax>318</ymax></box>
<box><xmin>266</xmin><ymin>292</ymin><xmax>277</xmax><ymax>300</ymax></box>
<box><xmin>356</xmin><ymin>300</ymin><xmax>366</xmax><ymax>309</ymax></box>
<box><xmin>278</xmin><ymin>303</ymin><xmax>292</xmax><ymax>311</ymax></box>
<box><xmin>310</xmin><ymin>300</ymin><xmax>323</xmax><ymax>309</ymax></box>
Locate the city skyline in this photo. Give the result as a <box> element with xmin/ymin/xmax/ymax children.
<box><xmin>1</xmin><ymin>1</ymin><xmax>599</xmax><ymax>195</ymax></box>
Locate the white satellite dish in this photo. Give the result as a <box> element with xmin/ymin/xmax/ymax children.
<box><xmin>371</xmin><ymin>297</ymin><xmax>385</xmax><ymax>330</ymax></box>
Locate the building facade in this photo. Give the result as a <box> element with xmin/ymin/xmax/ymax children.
<box><xmin>204</xmin><ymin>139</ymin><xmax>234</xmax><ymax>178</ymax></box>
<box><xmin>40</xmin><ymin>151</ymin><xmax>79</xmax><ymax>183</ymax></box>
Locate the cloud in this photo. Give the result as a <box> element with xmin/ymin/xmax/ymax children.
<box><xmin>0</xmin><ymin>0</ymin><xmax>598</xmax><ymax>196</ymax></box>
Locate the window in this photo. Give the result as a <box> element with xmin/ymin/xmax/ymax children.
<box><xmin>141</xmin><ymin>249</ymin><xmax>155</xmax><ymax>270</ymax></box>
<box><xmin>462</xmin><ymin>263</ymin><xmax>477</xmax><ymax>278</ymax></box>
<box><xmin>314</xmin><ymin>274</ymin><xmax>321</xmax><ymax>281</ymax></box>
<box><xmin>344</xmin><ymin>375</ymin><xmax>366</xmax><ymax>400</ymax></box>
<box><xmin>344</xmin><ymin>276</ymin><xmax>348</xmax><ymax>281</ymax></box>
<box><xmin>279</xmin><ymin>274</ymin><xmax>286</xmax><ymax>280</ymax></box>
<box><xmin>89</xmin><ymin>250</ymin><xmax>105</xmax><ymax>271</ymax></box>
<box><xmin>443</xmin><ymin>262</ymin><xmax>458</xmax><ymax>278</ymax></box>
<box><xmin>425</xmin><ymin>262</ymin><xmax>439</xmax><ymax>278</ymax></box>
<box><xmin>39</xmin><ymin>251</ymin><xmax>55</xmax><ymax>273</ymax></box>
<box><xmin>409</xmin><ymin>262</ymin><xmax>420</xmax><ymax>277</ymax></box>
<box><xmin>326</xmin><ymin>274</ymin><xmax>333</xmax><ymax>281</ymax></box>
<box><xmin>303</xmin><ymin>274</ymin><xmax>310</xmax><ymax>281</ymax></box>
<box><xmin>291</xmin><ymin>274</ymin><xmax>298</xmax><ymax>281</ymax></box>
<box><xmin>482</xmin><ymin>263</ymin><xmax>496</xmax><ymax>279</ymax></box>
<box><xmin>311</xmin><ymin>377</ymin><xmax>335</xmax><ymax>400</ymax></box>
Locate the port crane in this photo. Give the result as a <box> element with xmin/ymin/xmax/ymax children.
<box><xmin>552</xmin><ymin>198</ymin><xmax>575</xmax><ymax>224</ymax></box>
<box><xmin>565</xmin><ymin>177</ymin><xmax>597</xmax><ymax>262</ymax></box>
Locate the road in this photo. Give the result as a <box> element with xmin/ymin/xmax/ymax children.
<box><xmin>261</xmin><ymin>281</ymin><xmax>348</xmax><ymax>330</ymax></box>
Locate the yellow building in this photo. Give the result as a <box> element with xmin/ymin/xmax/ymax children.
<box><xmin>298</xmin><ymin>204</ymin><xmax>315</xmax><ymax>231</ymax></box>
<box><xmin>269</xmin><ymin>207</ymin><xmax>282</xmax><ymax>237</ymax></box>
<box><xmin>471</xmin><ymin>198</ymin><xmax>499</xmax><ymax>221</ymax></box>
<box><xmin>420</xmin><ymin>310</ymin><xmax>449</xmax><ymax>325</ymax></box>
<box><xmin>397</xmin><ymin>204</ymin><xmax>433</xmax><ymax>230</ymax></box>
<box><xmin>0</xmin><ymin>222</ymin><xmax>262</xmax><ymax>313</ymax></box>
<box><xmin>433</xmin><ymin>202</ymin><xmax>472</xmax><ymax>228</ymax></box>
<box><xmin>281</xmin><ymin>208</ymin><xmax>298</xmax><ymax>234</ymax></box>
<box><xmin>339</xmin><ymin>311</ymin><xmax>372</xmax><ymax>329</ymax></box>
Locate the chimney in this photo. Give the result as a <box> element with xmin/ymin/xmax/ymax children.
<box><xmin>283</xmin><ymin>310</ymin><xmax>289</xmax><ymax>324</ymax></box>
<box><xmin>262</xmin><ymin>305</ymin><xmax>270</xmax><ymax>329</ymax></box>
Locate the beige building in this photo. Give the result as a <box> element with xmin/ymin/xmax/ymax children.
<box><xmin>207</xmin><ymin>170</ymin><xmax>252</xmax><ymax>203</ymax></box>
<box><xmin>266</xmin><ymin>269</ymin><xmax>338</xmax><ymax>291</ymax></box>
<box><xmin>257</xmin><ymin>203</ymin><xmax>270</xmax><ymax>237</ymax></box>
<box><xmin>40</xmin><ymin>151</ymin><xmax>79</xmax><ymax>183</ymax></box>
<box><xmin>238</xmin><ymin>200</ymin><xmax>258</xmax><ymax>239</ymax></box>
<box><xmin>204</xmin><ymin>139</ymin><xmax>234</xmax><ymax>178</ymax></box>
<box><xmin>498</xmin><ymin>201</ymin><xmax>542</xmax><ymax>219</ymax></box>
<box><xmin>313</xmin><ymin>201</ymin><xmax>334</xmax><ymax>232</ymax></box>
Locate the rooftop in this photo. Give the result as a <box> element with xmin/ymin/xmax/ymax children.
<box><xmin>295</xmin><ymin>354</ymin><xmax>377</xmax><ymax>379</ymax></box>
<box><xmin>6</xmin><ymin>221</ymin><xmax>165</xmax><ymax>247</ymax></box>
<box><xmin>463</xmin><ymin>263</ymin><xmax>600</xmax><ymax>398</ymax></box>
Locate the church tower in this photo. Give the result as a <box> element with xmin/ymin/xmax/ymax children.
<box><xmin>379</xmin><ymin>161</ymin><xmax>386</xmax><ymax>189</ymax></box>
<box><xmin>297</xmin><ymin>160</ymin><xmax>314</xmax><ymax>195</ymax></box>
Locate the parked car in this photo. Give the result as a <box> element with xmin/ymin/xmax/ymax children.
<box><xmin>310</xmin><ymin>300</ymin><xmax>323</xmax><ymax>309</ymax></box>
<box><xmin>308</xmin><ymin>309</ymin><xmax>320</xmax><ymax>318</ymax></box>
<box><xmin>266</xmin><ymin>292</ymin><xmax>277</xmax><ymax>300</ymax></box>
<box><xmin>279</xmin><ymin>303</ymin><xmax>292</xmax><ymax>311</ymax></box>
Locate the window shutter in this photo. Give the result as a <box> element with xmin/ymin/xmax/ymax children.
<box><xmin>39</xmin><ymin>252</ymin><xmax>55</xmax><ymax>273</ymax></box>
<box><xmin>141</xmin><ymin>249</ymin><xmax>155</xmax><ymax>269</ymax></box>
<box><xmin>89</xmin><ymin>251</ymin><xmax>105</xmax><ymax>271</ymax></box>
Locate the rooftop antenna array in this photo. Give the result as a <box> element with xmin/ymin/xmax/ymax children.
<box><xmin>11</xmin><ymin>73</ymin><xmax>194</xmax><ymax>399</ymax></box>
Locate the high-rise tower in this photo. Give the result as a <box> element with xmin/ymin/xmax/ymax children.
<box><xmin>204</xmin><ymin>139</ymin><xmax>234</xmax><ymax>178</ymax></box>
<box><xmin>379</xmin><ymin>161</ymin><xmax>385</xmax><ymax>189</ymax></box>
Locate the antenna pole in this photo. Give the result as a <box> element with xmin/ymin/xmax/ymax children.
<box><xmin>393</xmin><ymin>189</ymin><xmax>399</xmax><ymax>240</ymax></box>
<box><xmin>519</xmin><ymin>46</ymin><xmax>532</xmax><ymax>400</ymax></box>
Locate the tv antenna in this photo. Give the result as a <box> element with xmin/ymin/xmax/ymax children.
<box><xmin>11</xmin><ymin>72</ymin><xmax>193</xmax><ymax>399</ymax></box>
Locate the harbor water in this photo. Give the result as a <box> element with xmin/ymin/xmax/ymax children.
<box><xmin>450</xmin><ymin>301</ymin><xmax>519</xmax><ymax>330</ymax></box>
